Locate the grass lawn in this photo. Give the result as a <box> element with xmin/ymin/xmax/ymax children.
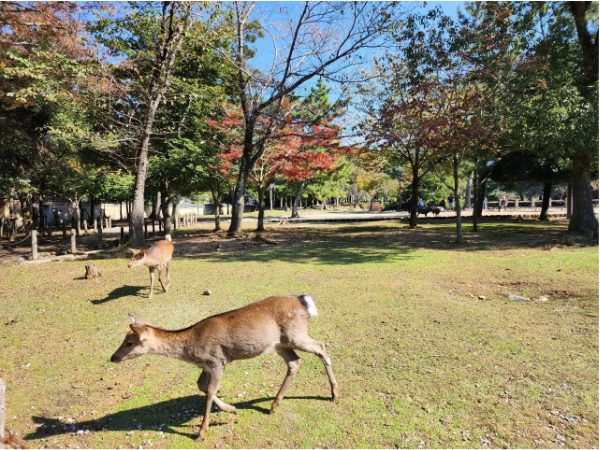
<box><xmin>0</xmin><ymin>219</ymin><xmax>597</xmax><ymax>448</ymax></box>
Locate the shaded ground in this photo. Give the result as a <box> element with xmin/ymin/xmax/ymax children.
<box><xmin>0</xmin><ymin>219</ymin><xmax>597</xmax><ymax>448</ymax></box>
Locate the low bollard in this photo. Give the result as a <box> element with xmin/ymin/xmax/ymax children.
<box><xmin>70</xmin><ymin>228</ymin><xmax>77</xmax><ymax>254</ymax></box>
<box><xmin>31</xmin><ymin>230</ymin><xmax>38</xmax><ymax>260</ymax></box>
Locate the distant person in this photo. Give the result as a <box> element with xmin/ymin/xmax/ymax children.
<box><xmin>448</xmin><ymin>194</ymin><xmax>455</xmax><ymax>210</ymax></box>
<box><xmin>417</xmin><ymin>198</ymin><xmax>425</xmax><ymax>209</ymax></box>
<box><xmin>499</xmin><ymin>196</ymin><xmax>508</xmax><ymax>211</ymax></box>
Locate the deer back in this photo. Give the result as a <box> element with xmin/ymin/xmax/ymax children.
<box><xmin>144</xmin><ymin>240</ymin><xmax>174</xmax><ymax>267</ymax></box>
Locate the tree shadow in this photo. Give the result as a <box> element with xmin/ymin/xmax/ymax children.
<box><xmin>25</xmin><ymin>394</ymin><xmax>332</xmax><ymax>441</ymax></box>
<box><xmin>175</xmin><ymin>219</ymin><xmax>596</xmax><ymax>266</ymax></box>
<box><xmin>91</xmin><ymin>285</ymin><xmax>146</xmax><ymax>305</ymax></box>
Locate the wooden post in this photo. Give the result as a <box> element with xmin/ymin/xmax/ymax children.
<box><xmin>120</xmin><ymin>227</ymin><xmax>125</xmax><ymax>245</ymax></box>
<box><xmin>152</xmin><ymin>220</ymin><xmax>156</xmax><ymax>235</ymax></box>
<box><xmin>144</xmin><ymin>221</ymin><xmax>148</xmax><ymax>238</ymax></box>
<box><xmin>62</xmin><ymin>221</ymin><xmax>67</xmax><ymax>239</ymax></box>
<box><xmin>0</xmin><ymin>378</ymin><xmax>6</xmax><ymax>448</ymax></box>
<box><xmin>158</xmin><ymin>220</ymin><xmax>162</xmax><ymax>233</ymax></box>
<box><xmin>108</xmin><ymin>216</ymin><xmax>112</xmax><ymax>229</ymax></box>
<box><xmin>31</xmin><ymin>230</ymin><xmax>38</xmax><ymax>260</ymax></box>
<box><xmin>70</xmin><ymin>228</ymin><xmax>77</xmax><ymax>254</ymax></box>
<box><xmin>82</xmin><ymin>219</ymin><xmax>88</xmax><ymax>235</ymax></box>
<box><xmin>567</xmin><ymin>184</ymin><xmax>573</xmax><ymax>218</ymax></box>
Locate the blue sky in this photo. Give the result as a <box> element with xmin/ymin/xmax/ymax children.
<box><xmin>241</xmin><ymin>2</ymin><xmax>468</xmax><ymax>137</ymax></box>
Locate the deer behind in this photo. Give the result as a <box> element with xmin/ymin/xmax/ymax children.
<box><xmin>111</xmin><ymin>294</ymin><xmax>339</xmax><ymax>440</ymax></box>
<box><xmin>128</xmin><ymin>238</ymin><xmax>174</xmax><ymax>298</ymax></box>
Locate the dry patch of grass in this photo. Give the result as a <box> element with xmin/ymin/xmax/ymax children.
<box><xmin>0</xmin><ymin>219</ymin><xmax>597</xmax><ymax>448</ymax></box>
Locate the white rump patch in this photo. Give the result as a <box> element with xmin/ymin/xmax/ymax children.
<box><xmin>298</xmin><ymin>294</ymin><xmax>318</xmax><ymax>317</ymax></box>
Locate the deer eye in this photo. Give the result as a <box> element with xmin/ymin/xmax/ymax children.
<box><xmin>126</xmin><ymin>342</ymin><xmax>133</xmax><ymax>347</ymax></box>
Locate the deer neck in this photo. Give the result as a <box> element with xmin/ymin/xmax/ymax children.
<box><xmin>147</xmin><ymin>327</ymin><xmax>194</xmax><ymax>361</ymax></box>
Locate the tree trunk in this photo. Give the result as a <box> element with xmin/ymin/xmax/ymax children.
<box><xmin>129</xmin><ymin>4</ymin><xmax>190</xmax><ymax>246</ymax></box>
<box><xmin>130</xmin><ymin>97</ymin><xmax>161</xmax><ymax>246</ymax></box>
<box><xmin>72</xmin><ymin>198</ymin><xmax>81</xmax><ymax>236</ymax></box>
<box><xmin>369</xmin><ymin>195</ymin><xmax>375</xmax><ymax>211</ymax></box>
<box><xmin>38</xmin><ymin>195</ymin><xmax>45</xmax><ymax>233</ymax></box>
<box><xmin>291</xmin><ymin>181</ymin><xmax>305</xmax><ymax>219</ymax></box>
<box><xmin>539</xmin><ymin>182</ymin><xmax>552</xmax><ymax>221</ymax></box>
<box><xmin>396</xmin><ymin>178</ymin><xmax>403</xmax><ymax>212</ymax></box>
<box><xmin>568</xmin><ymin>151</ymin><xmax>598</xmax><ymax>237</ymax></box>
<box><xmin>211</xmin><ymin>185</ymin><xmax>221</xmax><ymax>231</ymax></box>
<box><xmin>567</xmin><ymin>183</ymin><xmax>573</xmax><ymax>219</ymax></box>
<box><xmin>256</xmin><ymin>184</ymin><xmax>265</xmax><ymax>232</ymax></box>
<box><xmin>90</xmin><ymin>195</ymin><xmax>97</xmax><ymax>232</ymax></box>
<box><xmin>172</xmin><ymin>195</ymin><xmax>181</xmax><ymax>225</ymax></box>
<box><xmin>409</xmin><ymin>168</ymin><xmax>419</xmax><ymax>228</ymax></box>
<box><xmin>453</xmin><ymin>153</ymin><xmax>463</xmax><ymax>243</ymax></box>
<box><xmin>151</xmin><ymin>190</ymin><xmax>161</xmax><ymax>221</ymax></box>
<box><xmin>465</xmin><ymin>171</ymin><xmax>473</xmax><ymax>209</ymax></box>
<box><xmin>160</xmin><ymin>181</ymin><xmax>173</xmax><ymax>237</ymax></box>
<box><xmin>228</xmin><ymin>151</ymin><xmax>252</xmax><ymax>236</ymax></box>
<box><xmin>472</xmin><ymin>167</ymin><xmax>479</xmax><ymax>232</ymax></box>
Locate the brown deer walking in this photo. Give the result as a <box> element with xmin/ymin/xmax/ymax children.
<box><xmin>128</xmin><ymin>238</ymin><xmax>174</xmax><ymax>298</ymax></box>
<box><xmin>110</xmin><ymin>294</ymin><xmax>339</xmax><ymax>440</ymax></box>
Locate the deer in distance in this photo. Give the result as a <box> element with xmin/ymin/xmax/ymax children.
<box><xmin>128</xmin><ymin>237</ymin><xmax>174</xmax><ymax>298</ymax></box>
<box><xmin>111</xmin><ymin>294</ymin><xmax>339</xmax><ymax>441</ymax></box>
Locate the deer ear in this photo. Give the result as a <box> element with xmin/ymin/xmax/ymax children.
<box><xmin>129</xmin><ymin>248</ymin><xmax>141</xmax><ymax>255</ymax></box>
<box><xmin>128</xmin><ymin>313</ymin><xmax>147</xmax><ymax>325</ymax></box>
<box><xmin>129</xmin><ymin>324</ymin><xmax>149</xmax><ymax>340</ymax></box>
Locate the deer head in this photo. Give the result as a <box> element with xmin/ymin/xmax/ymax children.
<box><xmin>110</xmin><ymin>314</ymin><xmax>152</xmax><ymax>362</ymax></box>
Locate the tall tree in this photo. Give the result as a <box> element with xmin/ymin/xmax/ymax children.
<box><xmin>223</xmin><ymin>1</ymin><xmax>396</xmax><ymax>235</ymax></box>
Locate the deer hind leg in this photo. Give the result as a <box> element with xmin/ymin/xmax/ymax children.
<box><xmin>270</xmin><ymin>346</ymin><xmax>301</xmax><ymax>414</ymax></box>
<box><xmin>196</xmin><ymin>366</ymin><xmax>224</xmax><ymax>441</ymax></box>
<box><xmin>157</xmin><ymin>267</ymin><xmax>167</xmax><ymax>292</ymax></box>
<box><xmin>148</xmin><ymin>267</ymin><xmax>156</xmax><ymax>298</ymax></box>
<box><xmin>164</xmin><ymin>262</ymin><xmax>171</xmax><ymax>292</ymax></box>
<box><xmin>290</xmin><ymin>337</ymin><xmax>339</xmax><ymax>402</ymax></box>
<box><xmin>197</xmin><ymin>370</ymin><xmax>236</xmax><ymax>414</ymax></box>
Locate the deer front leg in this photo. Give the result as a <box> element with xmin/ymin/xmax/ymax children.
<box><xmin>291</xmin><ymin>338</ymin><xmax>339</xmax><ymax>402</ymax></box>
<box><xmin>197</xmin><ymin>367</ymin><xmax>224</xmax><ymax>441</ymax></box>
<box><xmin>148</xmin><ymin>267</ymin><xmax>156</xmax><ymax>298</ymax></box>
<box><xmin>197</xmin><ymin>370</ymin><xmax>236</xmax><ymax>413</ymax></box>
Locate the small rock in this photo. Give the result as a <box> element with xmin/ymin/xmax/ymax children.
<box><xmin>121</xmin><ymin>392</ymin><xmax>133</xmax><ymax>399</ymax></box>
<box><xmin>508</xmin><ymin>294</ymin><xmax>530</xmax><ymax>302</ymax></box>
<box><xmin>203</xmin><ymin>290</ymin><xmax>211</xmax><ymax>296</ymax></box>
<box><xmin>537</xmin><ymin>295</ymin><xmax>549</xmax><ymax>302</ymax></box>
<box><xmin>76</xmin><ymin>430</ymin><xmax>84</xmax><ymax>436</ymax></box>
<box><xmin>478</xmin><ymin>295</ymin><xmax>487</xmax><ymax>300</ymax></box>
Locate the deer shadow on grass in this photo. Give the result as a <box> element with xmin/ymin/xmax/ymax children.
<box><xmin>91</xmin><ymin>285</ymin><xmax>146</xmax><ymax>305</ymax></box>
<box><xmin>26</xmin><ymin>394</ymin><xmax>331</xmax><ymax>441</ymax></box>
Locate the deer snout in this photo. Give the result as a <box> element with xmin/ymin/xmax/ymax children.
<box><xmin>110</xmin><ymin>353</ymin><xmax>121</xmax><ymax>363</ymax></box>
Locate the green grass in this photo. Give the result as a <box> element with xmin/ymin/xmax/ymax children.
<box><xmin>0</xmin><ymin>219</ymin><xmax>597</xmax><ymax>448</ymax></box>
